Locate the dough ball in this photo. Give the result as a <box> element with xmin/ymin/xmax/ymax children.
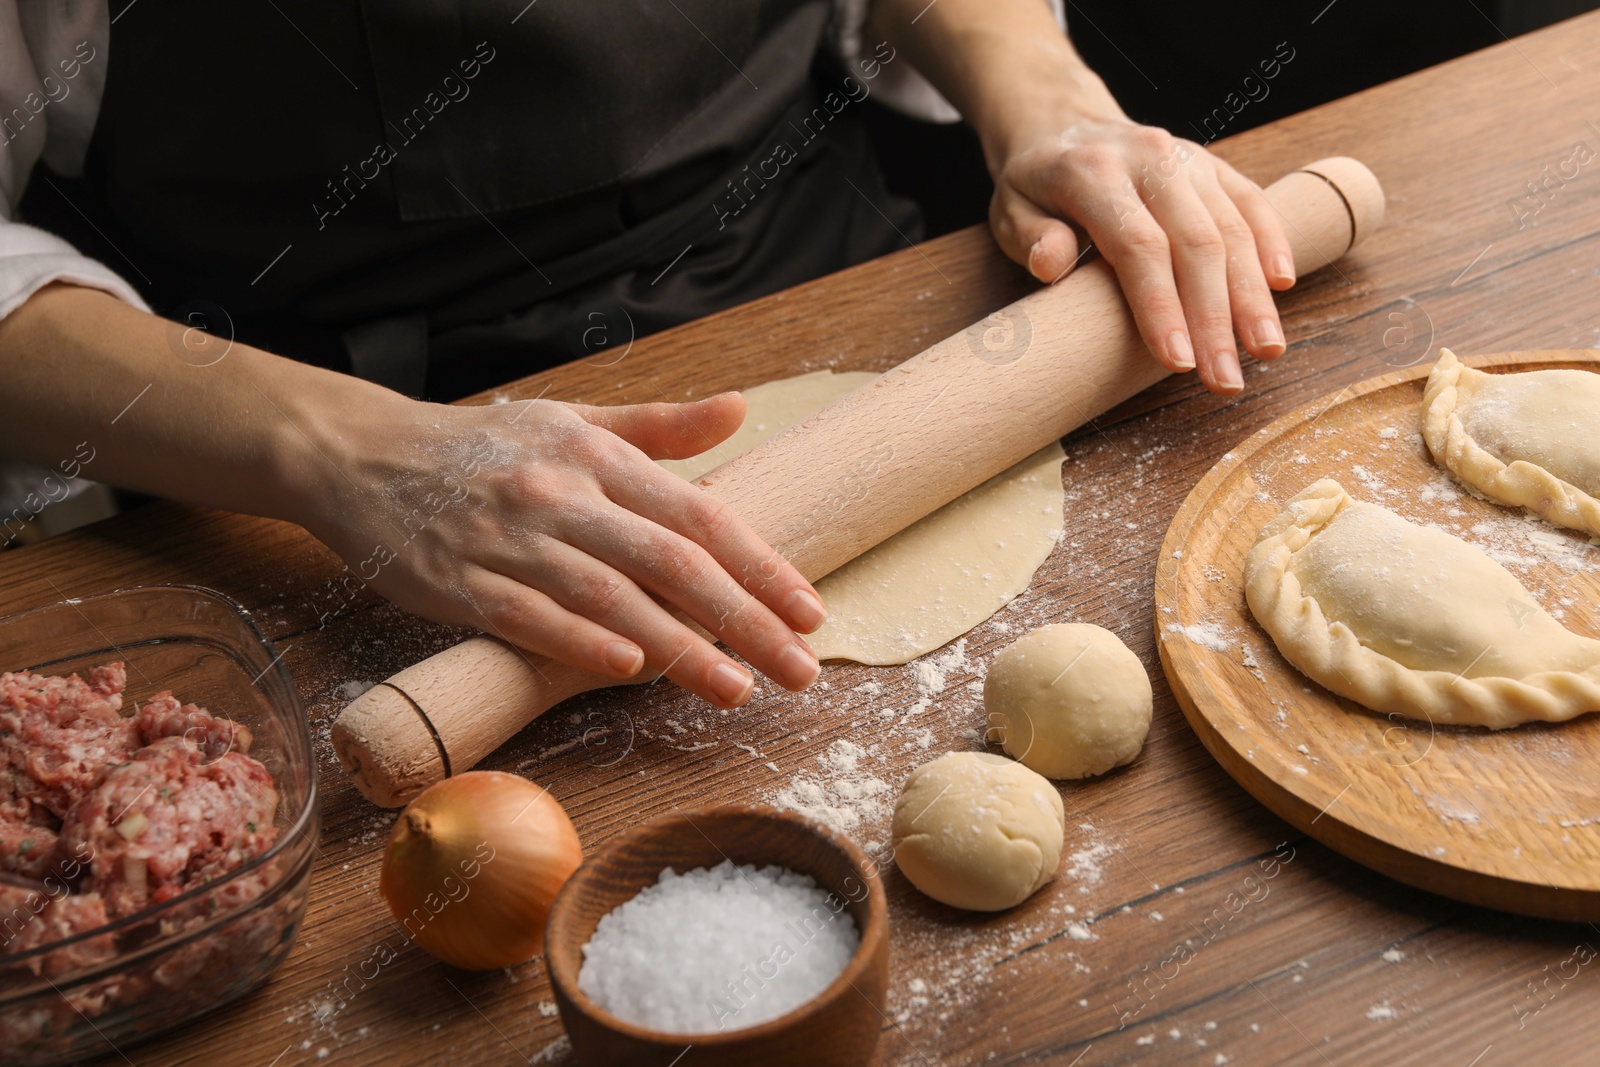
<box><xmin>984</xmin><ymin>624</ymin><xmax>1152</xmax><ymax>780</ymax></box>
<box><xmin>890</xmin><ymin>752</ymin><xmax>1064</xmax><ymax>911</ymax></box>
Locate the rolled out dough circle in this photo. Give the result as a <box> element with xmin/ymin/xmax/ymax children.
<box><xmin>659</xmin><ymin>371</ymin><xmax>1066</xmax><ymax>665</ymax></box>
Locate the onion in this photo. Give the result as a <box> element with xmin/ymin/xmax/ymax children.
<box><xmin>379</xmin><ymin>771</ymin><xmax>582</xmax><ymax>970</ymax></box>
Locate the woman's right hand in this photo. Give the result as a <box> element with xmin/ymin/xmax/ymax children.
<box><xmin>0</xmin><ymin>285</ymin><xmax>819</xmax><ymax>708</ymax></box>
<box><xmin>292</xmin><ymin>389</ymin><xmax>825</xmax><ymax>708</ymax></box>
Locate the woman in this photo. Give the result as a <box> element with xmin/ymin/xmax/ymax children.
<box><xmin>0</xmin><ymin>0</ymin><xmax>1292</xmax><ymax>708</ymax></box>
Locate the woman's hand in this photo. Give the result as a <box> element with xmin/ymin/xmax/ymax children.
<box><xmin>867</xmin><ymin>0</ymin><xmax>1297</xmax><ymax>394</ymax></box>
<box><xmin>295</xmin><ymin>391</ymin><xmax>825</xmax><ymax>708</ymax></box>
<box><xmin>0</xmin><ymin>287</ymin><xmax>819</xmax><ymax>710</ymax></box>
<box><xmin>988</xmin><ymin>117</ymin><xmax>1296</xmax><ymax>393</ymax></box>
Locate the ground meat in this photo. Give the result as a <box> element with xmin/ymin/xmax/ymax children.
<box><xmin>0</xmin><ymin>785</ymin><xmax>58</xmax><ymax>881</ymax></box>
<box><xmin>0</xmin><ymin>663</ymin><xmax>140</xmax><ymax>819</ymax></box>
<box><xmin>59</xmin><ymin>737</ymin><xmax>279</xmax><ymax>918</ymax></box>
<box><xmin>147</xmin><ymin>865</ymin><xmax>279</xmax><ymax>989</ymax></box>
<box><xmin>0</xmin><ymin>663</ymin><xmax>289</xmax><ymax>1060</ymax></box>
<box><xmin>135</xmin><ymin>691</ymin><xmax>254</xmax><ymax>760</ymax></box>
<box><xmin>0</xmin><ymin>885</ymin><xmax>124</xmax><ymax>1055</ymax></box>
<box><xmin>0</xmin><ymin>884</ymin><xmax>117</xmax><ymax>975</ymax></box>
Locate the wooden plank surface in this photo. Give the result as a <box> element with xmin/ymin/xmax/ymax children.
<box><xmin>10</xmin><ymin>11</ymin><xmax>1600</xmax><ymax>1065</ymax></box>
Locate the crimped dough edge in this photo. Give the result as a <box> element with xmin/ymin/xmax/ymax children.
<box><xmin>1421</xmin><ymin>348</ymin><xmax>1600</xmax><ymax>538</ymax></box>
<box><xmin>1243</xmin><ymin>478</ymin><xmax>1600</xmax><ymax>729</ymax></box>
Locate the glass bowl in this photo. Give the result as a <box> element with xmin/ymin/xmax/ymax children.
<box><xmin>0</xmin><ymin>585</ymin><xmax>317</xmax><ymax>1065</ymax></box>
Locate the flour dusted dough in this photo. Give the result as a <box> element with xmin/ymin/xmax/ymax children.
<box><xmin>984</xmin><ymin>624</ymin><xmax>1152</xmax><ymax>779</ymax></box>
<box><xmin>890</xmin><ymin>751</ymin><xmax>1064</xmax><ymax>911</ymax></box>
<box><xmin>1422</xmin><ymin>348</ymin><xmax>1600</xmax><ymax>537</ymax></box>
<box><xmin>1245</xmin><ymin>478</ymin><xmax>1600</xmax><ymax>728</ymax></box>
<box><xmin>810</xmin><ymin>445</ymin><xmax>1064</xmax><ymax>664</ymax></box>
<box><xmin>661</xmin><ymin>370</ymin><xmax>1066</xmax><ymax>665</ymax></box>
<box><xmin>658</xmin><ymin>372</ymin><xmax>883</xmax><ymax>483</ymax></box>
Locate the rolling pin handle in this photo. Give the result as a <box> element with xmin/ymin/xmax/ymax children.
<box><xmin>1301</xmin><ymin>156</ymin><xmax>1386</xmax><ymax>251</ymax></box>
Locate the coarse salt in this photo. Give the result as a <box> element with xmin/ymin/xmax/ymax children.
<box><xmin>578</xmin><ymin>860</ymin><xmax>859</xmax><ymax>1034</ymax></box>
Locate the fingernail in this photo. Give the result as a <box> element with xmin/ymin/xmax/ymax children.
<box><xmin>1254</xmin><ymin>317</ymin><xmax>1286</xmax><ymax>356</ymax></box>
<box><xmin>604</xmin><ymin>641</ymin><xmax>644</xmax><ymax>677</ymax></box>
<box><xmin>709</xmin><ymin>662</ymin><xmax>754</xmax><ymax>705</ymax></box>
<box><xmin>1272</xmin><ymin>253</ymin><xmax>1295</xmax><ymax>285</ymax></box>
<box><xmin>786</xmin><ymin>588</ymin><xmax>827</xmax><ymax>631</ymax></box>
<box><xmin>1027</xmin><ymin>240</ymin><xmax>1047</xmax><ymax>280</ymax></box>
<box><xmin>776</xmin><ymin>642</ymin><xmax>821</xmax><ymax>690</ymax></box>
<box><xmin>1216</xmin><ymin>356</ymin><xmax>1244</xmax><ymax>392</ymax></box>
<box><xmin>1167</xmin><ymin>331</ymin><xmax>1195</xmax><ymax>371</ymax></box>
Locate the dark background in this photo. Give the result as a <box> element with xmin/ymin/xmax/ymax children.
<box><xmin>866</xmin><ymin>0</ymin><xmax>1600</xmax><ymax>237</ymax></box>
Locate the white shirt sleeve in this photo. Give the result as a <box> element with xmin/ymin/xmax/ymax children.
<box><xmin>829</xmin><ymin>0</ymin><xmax>1068</xmax><ymax>125</ymax></box>
<box><xmin>0</xmin><ymin>0</ymin><xmax>147</xmax><ymax>321</ymax></box>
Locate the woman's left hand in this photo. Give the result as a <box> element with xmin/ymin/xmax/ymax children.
<box><xmin>865</xmin><ymin>0</ymin><xmax>1298</xmax><ymax>395</ymax></box>
<box><xmin>987</xmin><ymin>116</ymin><xmax>1297</xmax><ymax>394</ymax></box>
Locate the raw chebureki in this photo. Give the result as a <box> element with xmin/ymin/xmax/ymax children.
<box><xmin>1422</xmin><ymin>347</ymin><xmax>1600</xmax><ymax>537</ymax></box>
<box><xmin>1244</xmin><ymin>479</ymin><xmax>1600</xmax><ymax>728</ymax></box>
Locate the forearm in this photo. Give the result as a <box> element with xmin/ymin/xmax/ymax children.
<box><xmin>0</xmin><ymin>283</ymin><xmax>396</xmax><ymax>527</ymax></box>
<box><xmin>868</xmin><ymin>0</ymin><xmax>1127</xmax><ymax>172</ymax></box>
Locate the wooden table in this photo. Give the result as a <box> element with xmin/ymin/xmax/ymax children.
<box><xmin>14</xmin><ymin>11</ymin><xmax>1600</xmax><ymax>1065</ymax></box>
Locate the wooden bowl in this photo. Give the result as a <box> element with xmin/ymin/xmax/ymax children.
<box><xmin>544</xmin><ymin>804</ymin><xmax>889</xmax><ymax>1066</ymax></box>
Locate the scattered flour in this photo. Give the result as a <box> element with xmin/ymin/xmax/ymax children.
<box><xmin>1381</xmin><ymin>947</ymin><xmax>1405</xmax><ymax>964</ymax></box>
<box><xmin>1349</xmin><ymin>464</ymin><xmax>1397</xmax><ymax>499</ymax></box>
<box><xmin>1365</xmin><ymin>1001</ymin><xmax>1398</xmax><ymax>1021</ymax></box>
<box><xmin>771</xmin><ymin>740</ymin><xmax>891</xmax><ymax>834</ymax></box>
<box><xmin>1164</xmin><ymin>621</ymin><xmax>1233</xmax><ymax>653</ymax></box>
<box><xmin>764</xmin><ymin>640</ymin><xmax>995</xmax><ymax>845</ymax></box>
<box><xmin>1064</xmin><ymin>840</ymin><xmax>1115</xmax><ymax>887</ymax></box>
<box><xmin>910</xmin><ymin>639</ymin><xmax>973</xmax><ymax>699</ymax></box>
<box><xmin>1416</xmin><ymin>474</ymin><xmax>1463</xmax><ymax>505</ymax></box>
<box><xmin>528</xmin><ymin>1036</ymin><xmax>571</xmax><ymax>1063</ymax></box>
<box><xmin>1432</xmin><ymin>800</ymin><xmax>1480</xmax><ymax>825</ymax></box>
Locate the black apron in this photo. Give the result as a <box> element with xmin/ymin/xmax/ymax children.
<box><xmin>83</xmin><ymin>1</ymin><xmax>921</xmax><ymax>399</ymax></box>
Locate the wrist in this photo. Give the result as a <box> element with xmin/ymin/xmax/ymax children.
<box><xmin>974</xmin><ymin>54</ymin><xmax>1129</xmax><ymax>175</ymax></box>
<box><xmin>263</xmin><ymin>361</ymin><xmax>414</xmax><ymax>536</ymax></box>
<box><xmin>871</xmin><ymin>0</ymin><xmax>1128</xmax><ymax>172</ymax></box>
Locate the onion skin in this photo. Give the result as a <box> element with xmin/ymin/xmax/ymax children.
<box><xmin>380</xmin><ymin>771</ymin><xmax>582</xmax><ymax>970</ymax></box>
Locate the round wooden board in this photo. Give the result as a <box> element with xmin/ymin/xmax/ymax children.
<box><xmin>1155</xmin><ymin>350</ymin><xmax>1600</xmax><ymax>921</ymax></box>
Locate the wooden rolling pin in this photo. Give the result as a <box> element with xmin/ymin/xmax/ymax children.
<box><xmin>334</xmin><ymin>156</ymin><xmax>1385</xmax><ymax>806</ymax></box>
